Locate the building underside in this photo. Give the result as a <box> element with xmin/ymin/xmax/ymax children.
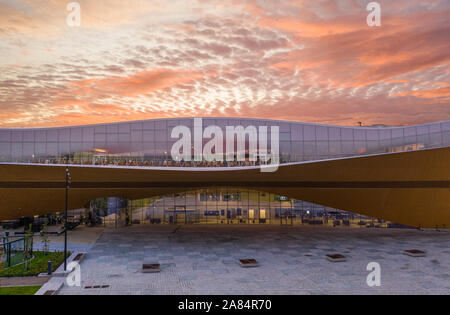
<box><xmin>1</xmin><ymin>146</ymin><xmax>449</xmax><ymax>229</ymax></box>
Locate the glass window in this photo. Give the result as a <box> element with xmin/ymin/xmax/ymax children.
<box><xmin>291</xmin><ymin>141</ymin><xmax>303</xmax><ymax>155</ymax></box>
<box><xmin>354</xmin><ymin>141</ymin><xmax>367</xmax><ymax>154</ymax></box>
<box><xmin>11</xmin><ymin>131</ymin><xmax>22</xmax><ymax>142</ymax></box>
<box><xmin>82</xmin><ymin>142</ymin><xmax>94</xmax><ymax>152</ymax></box>
<box><xmin>290</xmin><ymin>124</ymin><xmax>303</xmax><ymax>141</ymax></box>
<box><xmin>59</xmin><ymin>143</ymin><xmax>70</xmax><ymax>155</ymax></box>
<box><xmin>328</xmin><ymin>127</ymin><xmax>340</xmax><ymax>141</ymax></box>
<box><xmin>35</xmin><ymin>143</ymin><xmax>46</xmax><ymax>157</ymax></box>
<box><xmin>0</xmin><ymin>143</ymin><xmax>10</xmax><ymax>158</ymax></box>
<box><xmin>430</xmin><ymin>123</ymin><xmax>441</xmax><ymax>133</ymax></box>
<box><xmin>279</xmin><ymin>132</ymin><xmax>291</xmax><ymax>141</ymax></box>
<box><xmin>329</xmin><ymin>141</ymin><xmax>341</xmax><ymax>155</ymax></box>
<box><xmin>155</xmin><ymin>142</ymin><xmax>169</xmax><ymax>155</ymax></box>
<box><xmin>118</xmin><ymin>123</ymin><xmax>130</xmax><ymax>133</ymax></box>
<box><xmin>143</xmin><ymin>120</ymin><xmax>154</xmax><ymax>130</ymax></box>
<box><xmin>354</xmin><ymin>129</ymin><xmax>365</xmax><ymax>141</ymax></box>
<box><xmin>94</xmin><ymin>133</ymin><xmax>106</xmax><ymax>142</ymax></box>
<box><xmin>280</xmin><ymin>142</ymin><xmax>291</xmax><ymax>156</ymax></box>
<box><xmin>131</xmin><ymin>130</ymin><xmax>143</xmax><ymax>142</ymax></box>
<box><xmin>107</xmin><ymin>124</ymin><xmax>118</xmax><ymax>133</ymax></box>
<box><xmin>0</xmin><ymin>131</ymin><xmax>11</xmax><ymax>142</ymax></box>
<box><xmin>71</xmin><ymin>142</ymin><xmax>83</xmax><ymax>153</ymax></box>
<box><xmin>441</xmin><ymin>121</ymin><xmax>450</xmax><ymax>131</ymax></box>
<box><xmin>168</xmin><ymin>119</ymin><xmax>180</xmax><ymax>127</ymax></box>
<box><xmin>443</xmin><ymin>131</ymin><xmax>450</xmax><ymax>146</ymax></box>
<box><xmin>119</xmin><ymin>133</ymin><xmax>130</xmax><ymax>142</ymax></box>
<box><xmin>47</xmin><ymin>129</ymin><xmax>58</xmax><ymax>142</ymax></box>
<box><xmin>366</xmin><ymin>129</ymin><xmax>379</xmax><ymax>141</ymax></box>
<box><xmin>46</xmin><ymin>143</ymin><xmax>58</xmax><ymax>156</ymax></box>
<box><xmin>317</xmin><ymin>142</ymin><xmax>329</xmax><ymax>156</ymax></box>
<box><xmin>12</xmin><ymin>143</ymin><xmax>22</xmax><ymax>158</ymax></box>
<box><xmin>404</xmin><ymin>127</ymin><xmax>416</xmax><ymax>138</ymax></box>
<box><xmin>392</xmin><ymin>128</ymin><xmax>403</xmax><ymax>139</ymax></box>
<box><xmin>156</xmin><ymin>130</ymin><xmax>168</xmax><ymax>141</ymax></box>
<box><xmin>130</xmin><ymin>143</ymin><xmax>143</xmax><ymax>154</ymax></box>
<box><xmin>416</xmin><ymin>125</ymin><xmax>429</xmax><ymax>135</ymax></box>
<box><xmin>155</xmin><ymin>120</ymin><xmax>167</xmax><ymax>130</ymax></box>
<box><xmin>70</xmin><ymin>128</ymin><xmax>82</xmax><ymax>142</ymax></box>
<box><xmin>179</xmin><ymin>119</ymin><xmax>193</xmax><ymax>127</ymax></box>
<box><xmin>23</xmin><ymin>131</ymin><xmax>34</xmax><ymax>142</ymax></box>
<box><xmin>95</xmin><ymin>125</ymin><xmax>106</xmax><ymax>133</ymax></box>
<box><xmin>304</xmin><ymin>125</ymin><xmax>315</xmax><ymax>141</ymax></box>
<box><xmin>131</xmin><ymin>122</ymin><xmax>143</xmax><ymax>130</ymax></box>
<box><xmin>316</xmin><ymin>126</ymin><xmax>328</xmax><ymax>141</ymax></box>
<box><xmin>279</xmin><ymin>123</ymin><xmax>290</xmax><ymax>132</ymax></box>
<box><xmin>23</xmin><ymin>143</ymin><xmax>34</xmax><ymax>157</ymax></box>
<box><xmin>83</xmin><ymin>127</ymin><xmax>94</xmax><ymax>142</ymax></box>
<box><xmin>341</xmin><ymin>128</ymin><xmax>353</xmax><ymax>141</ymax></box>
<box><xmin>379</xmin><ymin>129</ymin><xmax>391</xmax><ymax>140</ymax></box>
<box><xmin>143</xmin><ymin>130</ymin><xmax>155</xmax><ymax>141</ymax></box>
<box><xmin>59</xmin><ymin>129</ymin><xmax>70</xmax><ymax>142</ymax></box>
<box><xmin>303</xmin><ymin>141</ymin><xmax>316</xmax><ymax>155</ymax></box>
<box><xmin>116</xmin><ymin>142</ymin><xmax>131</xmax><ymax>154</ymax></box>
<box><xmin>142</xmin><ymin>142</ymin><xmax>155</xmax><ymax>153</ymax></box>
<box><xmin>341</xmin><ymin>141</ymin><xmax>354</xmax><ymax>155</ymax></box>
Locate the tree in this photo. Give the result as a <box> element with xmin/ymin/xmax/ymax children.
<box><xmin>24</xmin><ymin>224</ymin><xmax>33</xmax><ymax>271</ymax></box>
<box><xmin>40</xmin><ymin>218</ymin><xmax>50</xmax><ymax>255</ymax></box>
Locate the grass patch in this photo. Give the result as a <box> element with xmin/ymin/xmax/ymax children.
<box><xmin>0</xmin><ymin>251</ymin><xmax>70</xmax><ymax>277</ymax></box>
<box><xmin>0</xmin><ymin>285</ymin><xmax>41</xmax><ymax>295</ymax></box>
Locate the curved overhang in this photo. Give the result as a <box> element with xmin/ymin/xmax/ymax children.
<box><xmin>0</xmin><ymin>147</ymin><xmax>449</xmax><ymax>228</ymax></box>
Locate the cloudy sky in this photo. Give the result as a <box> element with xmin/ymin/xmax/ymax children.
<box><xmin>0</xmin><ymin>0</ymin><xmax>449</xmax><ymax>127</ymax></box>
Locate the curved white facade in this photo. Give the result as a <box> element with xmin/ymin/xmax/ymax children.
<box><xmin>0</xmin><ymin>118</ymin><xmax>449</xmax><ymax>165</ymax></box>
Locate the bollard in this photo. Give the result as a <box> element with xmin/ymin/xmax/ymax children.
<box><xmin>48</xmin><ymin>261</ymin><xmax>52</xmax><ymax>275</ymax></box>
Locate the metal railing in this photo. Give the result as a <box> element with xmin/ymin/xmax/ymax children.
<box><xmin>1</xmin><ymin>236</ymin><xmax>33</xmax><ymax>269</ymax></box>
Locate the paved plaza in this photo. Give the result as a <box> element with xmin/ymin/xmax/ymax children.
<box><xmin>59</xmin><ymin>225</ymin><xmax>450</xmax><ymax>295</ymax></box>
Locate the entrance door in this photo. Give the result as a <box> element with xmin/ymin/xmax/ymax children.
<box><xmin>249</xmin><ymin>209</ymin><xmax>255</xmax><ymax>224</ymax></box>
<box><xmin>175</xmin><ymin>206</ymin><xmax>187</xmax><ymax>224</ymax></box>
<box><xmin>279</xmin><ymin>208</ymin><xmax>293</xmax><ymax>226</ymax></box>
<box><xmin>259</xmin><ymin>209</ymin><xmax>266</xmax><ymax>224</ymax></box>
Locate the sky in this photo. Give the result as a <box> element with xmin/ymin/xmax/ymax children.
<box><xmin>0</xmin><ymin>0</ymin><xmax>449</xmax><ymax>128</ymax></box>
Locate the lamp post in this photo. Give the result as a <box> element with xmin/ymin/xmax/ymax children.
<box><xmin>64</xmin><ymin>166</ymin><xmax>71</xmax><ymax>271</ymax></box>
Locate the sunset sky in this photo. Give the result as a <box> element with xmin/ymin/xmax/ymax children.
<box><xmin>0</xmin><ymin>0</ymin><xmax>449</xmax><ymax>128</ymax></box>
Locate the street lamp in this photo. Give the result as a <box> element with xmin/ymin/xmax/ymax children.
<box><xmin>64</xmin><ymin>166</ymin><xmax>71</xmax><ymax>271</ymax></box>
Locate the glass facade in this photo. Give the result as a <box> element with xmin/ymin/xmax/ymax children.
<box><xmin>0</xmin><ymin>118</ymin><xmax>448</xmax><ymax>165</ymax></box>
<box><xmin>92</xmin><ymin>189</ymin><xmax>391</xmax><ymax>228</ymax></box>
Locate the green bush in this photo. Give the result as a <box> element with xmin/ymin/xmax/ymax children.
<box><xmin>0</xmin><ymin>251</ymin><xmax>70</xmax><ymax>277</ymax></box>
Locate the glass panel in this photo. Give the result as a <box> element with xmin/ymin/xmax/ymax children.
<box><xmin>119</xmin><ymin>133</ymin><xmax>130</xmax><ymax>142</ymax></box>
<box><xmin>107</xmin><ymin>124</ymin><xmax>118</xmax><ymax>133</ymax></box>
<box><xmin>143</xmin><ymin>130</ymin><xmax>155</xmax><ymax>141</ymax></box>
<box><xmin>70</xmin><ymin>128</ymin><xmax>82</xmax><ymax>141</ymax></box>
<box><xmin>23</xmin><ymin>131</ymin><xmax>34</xmax><ymax>142</ymax></box>
<box><xmin>59</xmin><ymin>129</ymin><xmax>70</xmax><ymax>142</ymax></box>
<box><xmin>290</xmin><ymin>124</ymin><xmax>303</xmax><ymax>141</ymax></box>
<box><xmin>47</xmin><ymin>129</ymin><xmax>58</xmax><ymax>142</ymax></box>
<box><xmin>11</xmin><ymin>131</ymin><xmax>23</xmax><ymax>142</ymax></box>
<box><xmin>131</xmin><ymin>130</ymin><xmax>143</xmax><ymax>142</ymax></box>
<box><xmin>118</xmin><ymin>123</ymin><xmax>130</xmax><ymax>133</ymax></box>
<box><xmin>82</xmin><ymin>127</ymin><xmax>94</xmax><ymax>142</ymax></box>
<box><xmin>328</xmin><ymin>127</ymin><xmax>340</xmax><ymax>141</ymax></box>
<box><xmin>316</xmin><ymin>126</ymin><xmax>328</xmax><ymax>141</ymax></box>
<box><xmin>354</xmin><ymin>129</ymin><xmax>365</xmax><ymax>141</ymax></box>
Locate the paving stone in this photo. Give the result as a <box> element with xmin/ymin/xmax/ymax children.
<box><xmin>57</xmin><ymin>225</ymin><xmax>450</xmax><ymax>295</ymax></box>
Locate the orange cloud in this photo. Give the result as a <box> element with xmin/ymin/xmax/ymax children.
<box><xmin>394</xmin><ymin>87</ymin><xmax>450</xmax><ymax>100</ymax></box>
<box><xmin>67</xmin><ymin>69</ymin><xmax>210</xmax><ymax>97</ymax></box>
